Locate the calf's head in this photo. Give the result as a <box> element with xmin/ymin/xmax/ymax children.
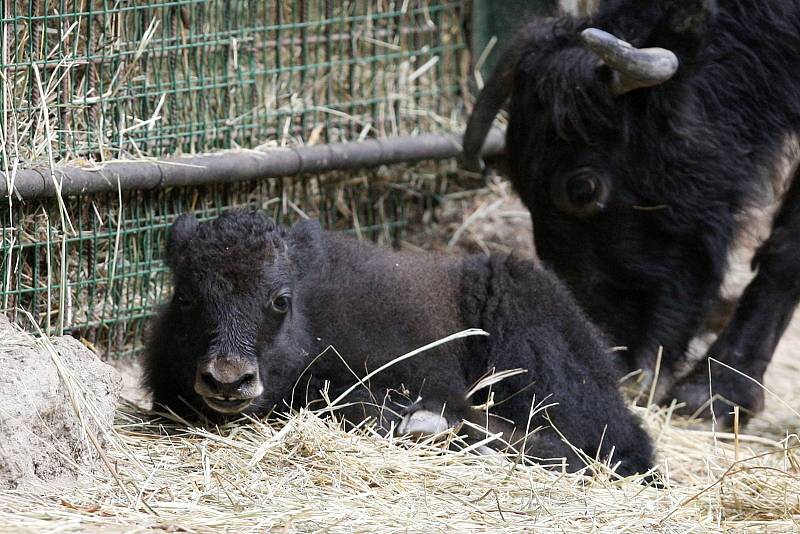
<box><xmin>161</xmin><ymin>211</ymin><xmax>321</xmax><ymax>416</ymax></box>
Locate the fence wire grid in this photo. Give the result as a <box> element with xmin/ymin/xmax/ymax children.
<box><xmin>0</xmin><ymin>0</ymin><xmax>479</xmax><ymax>358</ymax></box>
<box><xmin>2</xmin><ymin>0</ymin><xmax>467</xmax><ymax>163</ymax></box>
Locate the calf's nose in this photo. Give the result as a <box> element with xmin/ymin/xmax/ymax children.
<box><xmin>195</xmin><ymin>359</ymin><xmax>263</xmax><ymax>399</ymax></box>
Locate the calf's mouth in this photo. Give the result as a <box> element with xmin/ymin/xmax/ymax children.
<box><xmin>202</xmin><ymin>395</ymin><xmax>255</xmax><ymax>414</ymax></box>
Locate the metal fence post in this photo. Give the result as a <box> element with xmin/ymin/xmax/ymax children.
<box><xmin>470</xmin><ymin>0</ymin><xmax>557</xmax><ymax>78</ymax></box>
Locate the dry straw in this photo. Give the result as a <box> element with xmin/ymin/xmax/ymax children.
<box><xmin>0</xmin><ymin>326</ymin><xmax>798</xmax><ymax>533</ymax></box>
<box><xmin>1</xmin><ymin>1</ymin><xmax>470</xmax><ymax>169</ymax></box>
<box><xmin>2</xmin><ymin>4</ymin><xmax>798</xmax><ymax>531</ymax></box>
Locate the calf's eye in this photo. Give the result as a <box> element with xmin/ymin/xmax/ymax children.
<box><xmin>271</xmin><ymin>295</ymin><xmax>291</xmax><ymax>314</ymax></box>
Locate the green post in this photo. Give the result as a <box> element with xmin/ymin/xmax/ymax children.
<box><xmin>471</xmin><ymin>0</ymin><xmax>557</xmax><ymax>77</ymax></box>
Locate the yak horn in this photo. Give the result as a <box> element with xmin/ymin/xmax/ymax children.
<box><xmin>580</xmin><ymin>28</ymin><xmax>678</xmax><ymax>94</ymax></box>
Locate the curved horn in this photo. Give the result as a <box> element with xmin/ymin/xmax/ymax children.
<box><xmin>462</xmin><ymin>59</ymin><xmax>515</xmax><ymax>172</ymax></box>
<box><xmin>580</xmin><ymin>28</ymin><xmax>678</xmax><ymax>94</ymax></box>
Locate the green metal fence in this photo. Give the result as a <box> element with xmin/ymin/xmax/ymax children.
<box><xmin>2</xmin><ymin>1</ymin><xmax>467</xmax><ymax>164</ymax></box>
<box><xmin>2</xmin><ymin>169</ymin><xmax>455</xmax><ymax>358</ymax></box>
<box><xmin>0</xmin><ymin>0</ymin><xmax>478</xmax><ymax>358</ymax></box>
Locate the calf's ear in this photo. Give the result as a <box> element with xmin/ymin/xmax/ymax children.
<box><xmin>286</xmin><ymin>219</ymin><xmax>324</xmax><ymax>274</ymax></box>
<box><xmin>167</xmin><ymin>213</ymin><xmax>199</xmax><ymax>267</ymax></box>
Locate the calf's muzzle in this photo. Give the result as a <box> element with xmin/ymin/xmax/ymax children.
<box><xmin>194</xmin><ymin>358</ymin><xmax>264</xmax><ymax>414</ymax></box>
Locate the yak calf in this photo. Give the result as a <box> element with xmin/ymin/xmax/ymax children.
<box><xmin>144</xmin><ymin>211</ymin><xmax>653</xmax><ymax>476</ymax></box>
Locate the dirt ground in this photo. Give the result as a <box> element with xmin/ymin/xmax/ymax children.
<box><xmin>117</xmin><ymin>178</ymin><xmax>800</xmax><ymax>439</ymax></box>
<box><xmin>0</xmin><ymin>319</ymin><xmax>122</xmax><ymax>490</ymax></box>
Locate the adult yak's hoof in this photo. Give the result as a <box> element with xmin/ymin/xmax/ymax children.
<box><xmin>665</xmin><ymin>365</ymin><xmax>765</xmax><ymax>429</ymax></box>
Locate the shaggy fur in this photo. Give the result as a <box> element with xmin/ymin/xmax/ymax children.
<box><xmin>143</xmin><ymin>211</ymin><xmax>653</xmax><ymax>476</ymax></box>
<box><xmin>463</xmin><ymin>0</ymin><xmax>800</xmax><ymax>425</ymax></box>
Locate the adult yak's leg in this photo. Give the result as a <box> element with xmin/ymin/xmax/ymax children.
<box><xmin>669</xmin><ymin>164</ymin><xmax>800</xmax><ymax>427</ymax></box>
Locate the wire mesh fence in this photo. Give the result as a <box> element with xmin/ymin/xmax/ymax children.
<box><xmin>2</xmin><ymin>166</ymin><xmax>465</xmax><ymax>358</ymax></box>
<box><xmin>0</xmin><ymin>0</ymin><xmax>480</xmax><ymax>358</ymax></box>
<box><xmin>2</xmin><ymin>0</ymin><xmax>468</xmax><ymax>164</ymax></box>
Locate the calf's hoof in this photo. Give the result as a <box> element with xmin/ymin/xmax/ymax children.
<box><xmin>665</xmin><ymin>367</ymin><xmax>765</xmax><ymax>429</ymax></box>
<box><xmin>397</xmin><ymin>410</ymin><xmax>451</xmax><ymax>437</ymax></box>
<box><xmin>396</xmin><ymin>410</ymin><xmax>505</xmax><ymax>459</ymax></box>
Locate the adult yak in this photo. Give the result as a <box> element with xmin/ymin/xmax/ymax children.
<box><xmin>463</xmin><ymin>0</ymin><xmax>800</xmax><ymax>427</ymax></box>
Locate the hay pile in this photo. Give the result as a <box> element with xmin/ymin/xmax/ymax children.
<box><xmin>0</xmin><ymin>330</ymin><xmax>798</xmax><ymax>533</ymax></box>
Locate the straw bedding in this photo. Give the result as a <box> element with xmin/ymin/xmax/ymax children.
<box><xmin>5</xmin><ymin>3</ymin><xmax>797</xmax><ymax>531</ymax></box>
<box><xmin>0</xmin><ymin>327</ymin><xmax>797</xmax><ymax>533</ymax></box>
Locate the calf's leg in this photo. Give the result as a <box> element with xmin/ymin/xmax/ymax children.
<box><xmin>396</xmin><ymin>398</ymin><xmax>572</xmax><ymax>462</ymax></box>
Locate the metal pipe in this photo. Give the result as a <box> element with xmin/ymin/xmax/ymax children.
<box><xmin>2</xmin><ymin>128</ymin><xmax>505</xmax><ymax>199</ymax></box>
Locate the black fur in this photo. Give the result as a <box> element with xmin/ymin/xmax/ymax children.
<box><xmin>464</xmin><ymin>0</ymin><xmax>800</xmax><ymax>425</ymax></box>
<box><xmin>143</xmin><ymin>211</ymin><xmax>654</xmax><ymax>477</ymax></box>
